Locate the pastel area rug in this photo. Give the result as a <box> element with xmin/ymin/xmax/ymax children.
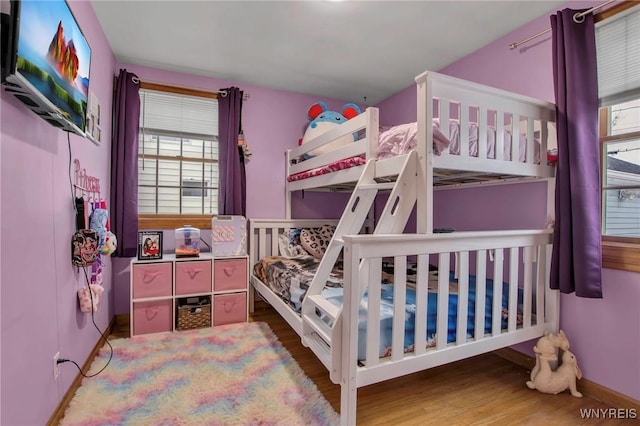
<box><xmin>61</xmin><ymin>322</ymin><xmax>339</xmax><ymax>425</ymax></box>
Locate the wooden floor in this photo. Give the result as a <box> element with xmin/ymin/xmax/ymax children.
<box><xmin>112</xmin><ymin>304</ymin><xmax>636</xmax><ymax>425</ymax></box>
<box><xmin>248</xmin><ymin>303</ymin><xmax>636</xmax><ymax>426</ymax></box>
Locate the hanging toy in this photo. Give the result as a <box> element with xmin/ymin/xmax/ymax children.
<box><xmin>101</xmin><ymin>231</ymin><xmax>117</xmax><ymax>255</ymax></box>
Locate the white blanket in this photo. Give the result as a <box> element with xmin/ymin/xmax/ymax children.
<box><xmin>377</xmin><ymin>121</ymin><xmax>542</xmax><ymax>163</ymax></box>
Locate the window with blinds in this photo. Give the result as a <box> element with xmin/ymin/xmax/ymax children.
<box><xmin>138</xmin><ymin>87</ymin><xmax>219</xmax><ymax>217</ymax></box>
<box><xmin>597</xmin><ymin>5</ymin><xmax>640</xmax><ymax>271</ymax></box>
<box><xmin>596</xmin><ymin>6</ymin><xmax>640</xmax><ymax>107</ymax></box>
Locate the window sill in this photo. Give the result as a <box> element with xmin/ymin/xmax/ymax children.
<box><xmin>602</xmin><ymin>241</ymin><xmax>640</xmax><ymax>273</ymax></box>
<box><xmin>139</xmin><ymin>215</ymin><xmax>212</xmax><ymax>230</ymax></box>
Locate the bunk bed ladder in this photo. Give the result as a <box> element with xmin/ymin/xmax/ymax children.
<box><xmin>301</xmin><ymin>151</ymin><xmax>419</xmax><ymax>383</ymax></box>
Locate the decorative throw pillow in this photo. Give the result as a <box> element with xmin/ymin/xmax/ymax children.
<box><xmin>300</xmin><ymin>225</ymin><xmax>335</xmax><ymax>259</ymax></box>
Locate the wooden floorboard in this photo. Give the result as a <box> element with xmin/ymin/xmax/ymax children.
<box><xmin>248</xmin><ymin>302</ymin><xmax>638</xmax><ymax>425</ymax></box>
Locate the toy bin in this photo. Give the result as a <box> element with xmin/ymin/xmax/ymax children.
<box><xmin>175</xmin><ymin>225</ymin><xmax>200</xmax><ymax>257</ymax></box>
<box><xmin>176</xmin><ymin>296</ymin><xmax>211</xmax><ymax>331</ymax></box>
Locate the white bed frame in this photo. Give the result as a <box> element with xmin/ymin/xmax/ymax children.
<box><xmin>251</xmin><ymin>71</ymin><xmax>559</xmax><ymax>425</ymax></box>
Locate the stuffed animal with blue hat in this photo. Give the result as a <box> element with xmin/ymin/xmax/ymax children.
<box><xmin>300</xmin><ymin>101</ymin><xmax>361</xmax><ymax>157</ymax></box>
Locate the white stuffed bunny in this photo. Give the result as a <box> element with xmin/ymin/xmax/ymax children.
<box><xmin>526</xmin><ymin>349</ymin><xmax>583</xmax><ymax>397</ymax></box>
<box><xmin>530</xmin><ymin>330</ymin><xmax>570</xmax><ymax>381</ymax></box>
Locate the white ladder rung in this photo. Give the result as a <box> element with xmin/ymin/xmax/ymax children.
<box><xmin>358</xmin><ymin>182</ymin><xmax>396</xmax><ymax>191</ymax></box>
<box><xmin>302</xmin><ymin>333</ymin><xmax>331</xmax><ymax>370</ymax></box>
<box><xmin>307</xmin><ymin>294</ymin><xmax>340</xmax><ymax>320</ymax></box>
<box><xmin>303</xmin><ymin>314</ymin><xmax>332</xmax><ymax>343</ymax></box>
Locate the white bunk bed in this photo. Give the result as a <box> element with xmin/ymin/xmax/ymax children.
<box><xmin>250</xmin><ymin>71</ymin><xmax>559</xmax><ymax>425</ymax></box>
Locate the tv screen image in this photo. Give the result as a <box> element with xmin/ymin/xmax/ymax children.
<box><xmin>5</xmin><ymin>0</ymin><xmax>91</xmax><ymax>134</ymax></box>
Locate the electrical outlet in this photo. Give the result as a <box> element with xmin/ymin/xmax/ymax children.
<box><xmin>53</xmin><ymin>352</ymin><xmax>60</xmax><ymax>380</ymax></box>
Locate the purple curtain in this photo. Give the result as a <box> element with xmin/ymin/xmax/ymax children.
<box><xmin>218</xmin><ymin>87</ymin><xmax>246</xmax><ymax>216</ymax></box>
<box><xmin>550</xmin><ymin>9</ymin><xmax>602</xmax><ymax>298</ymax></box>
<box><xmin>110</xmin><ymin>69</ymin><xmax>140</xmax><ymax>257</ymax></box>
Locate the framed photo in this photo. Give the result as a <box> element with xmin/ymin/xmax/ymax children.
<box><xmin>138</xmin><ymin>231</ymin><xmax>163</xmax><ymax>260</ymax></box>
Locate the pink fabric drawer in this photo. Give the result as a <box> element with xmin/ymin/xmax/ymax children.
<box><xmin>133</xmin><ymin>299</ymin><xmax>173</xmax><ymax>335</ymax></box>
<box><xmin>214</xmin><ymin>258</ymin><xmax>247</xmax><ymax>292</ymax></box>
<box><xmin>132</xmin><ymin>262</ymin><xmax>173</xmax><ymax>299</ymax></box>
<box><xmin>175</xmin><ymin>260</ymin><xmax>212</xmax><ymax>295</ymax></box>
<box><xmin>213</xmin><ymin>293</ymin><xmax>247</xmax><ymax>326</ymax></box>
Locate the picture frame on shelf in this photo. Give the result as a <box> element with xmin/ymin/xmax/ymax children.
<box><xmin>138</xmin><ymin>231</ymin><xmax>163</xmax><ymax>260</ymax></box>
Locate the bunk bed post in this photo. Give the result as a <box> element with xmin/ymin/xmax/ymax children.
<box><xmin>365</xmin><ymin>107</ymin><xmax>379</xmax><ymax>161</ymax></box>
<box><xmin>248</xmin><ymin>220</ymin><xmax>255</xmax><ymax>313</ymax></box>
<box><xmin>341</xmin><ymin>238</ymin><xmax>361</xmax><ymax>426</ymax></box>
<box><xmin>285</xmin><ymin>150</ymin><xmax>292</xmax><ymax>219</ymax></box>
<box><xmin>415</xmin><ymin>72</ymin><xmax>433</xmax><ymax>234</ymax></box>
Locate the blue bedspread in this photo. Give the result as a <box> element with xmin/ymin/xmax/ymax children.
<box><xmin>253</xmin><ymin>256</ymin><xmax>522</xmax><ymax>360</ymax></box>
<box><xmin>322</xmin><ymin>273</ymin><xmax>521</xmax><ymax>359</ymax></box>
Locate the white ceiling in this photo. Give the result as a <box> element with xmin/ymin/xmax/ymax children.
<box><xmin>92</xmin><ymin>0</ymin><xmax>566</xmax><ymax>105</ymax></box>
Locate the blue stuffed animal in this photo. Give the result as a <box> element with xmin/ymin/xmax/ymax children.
<box><xmin>301</xmin><ymin>101</ymin><xmax>361</xmax><ymax>157</ymax></box>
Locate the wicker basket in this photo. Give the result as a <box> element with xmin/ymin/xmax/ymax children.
<box><xmin>176</xmin><ymin>300</ymin><xmax>211</xmax><ymax>331</ymax></box>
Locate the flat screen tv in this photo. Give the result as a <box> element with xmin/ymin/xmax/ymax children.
<box><xmin>1</xmin><ymin>0</ymin><xmax>91</xmax><ymax>136</ymax></box>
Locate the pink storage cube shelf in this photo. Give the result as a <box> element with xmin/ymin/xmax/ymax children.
<box><xmin>214</xmin><ymin>258</ymin><xmax>247</xmax><ymax>292</ymax></box>
<box><xmin>133</xmin><ymin>299</ymin><xmax>173</xmax><ymax>335</ymax></box>
<box><xmin>175</xmin><ymin>260</ymin><xmax>212</xmax><ymax>295</ymax></box>
<box><xmin>132</xmin><ymin>262</ymin><xmax>172</xmax><ymax>299</ymax></box>
<box><xmin>213</xmin><ymin>293</ymin><xmax>247</xmax><ymax>326</ymax></box>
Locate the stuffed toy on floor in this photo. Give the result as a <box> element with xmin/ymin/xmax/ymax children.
<box><xmin>300</xmin><ymin>101</ymin><xmax>361</xmax><ymax>157</ymax></box>
<box><xmin>526</xmin><ymin>331</ymin><xmax>583</xmax><ymax>397</ymax></box>
<box><xmin>527</xmin><ymin>349</ymin><xmax>583</xmax><ymax>397</ymax></box>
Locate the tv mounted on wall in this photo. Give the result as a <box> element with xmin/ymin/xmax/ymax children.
<box><xmin>1</xmin><ymin>0</ymin><xmax>91</xmax><ymax>136</ymax></box>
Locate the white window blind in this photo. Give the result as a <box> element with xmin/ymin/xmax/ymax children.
<box><xmin>138</xmin><ymin>88</ymin><xmax>219</xmax><ymax>215</ymax></box>
<box><xmin>596</xmin><ymin>6</ymin><xmax>640</xmax><ymax>107</ymax></box>
<box><xmin>140</xmin><ymin>90</ymin><xmax>218</xmax><ymax>139</ymax></box>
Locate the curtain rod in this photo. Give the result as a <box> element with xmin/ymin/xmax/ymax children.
<box><xmin>134</xmin><ymin>79</ymin><xmax>251</xmax><ymax>100</ymax></box>
<box><xmin>508</xmin><ymin>0</ymin><xmax>615</xmax><ymax>50</ymax></box>
<box><xmin>219</xmin><ymin>90</ymin><xmax>251</xmax><ymax>101</ymax></box>
<box><xmin>217</xmin><ymin>89</ymin><xmax>251</xmax><ymax>101</ymax></box>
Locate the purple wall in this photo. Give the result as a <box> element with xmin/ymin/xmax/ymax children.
<box><xmin>377</xmin><ymin>0</ymin><xmax>639</xmax><ymax>402</ymax></box>
<box><xmin>0</xmin><ymin>1</ymin><xmax>117</xmax><ymax>424</ymax></box>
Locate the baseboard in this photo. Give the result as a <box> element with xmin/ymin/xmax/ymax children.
<box><xmin>46</xmin><ymin>316</ymin><xmax>117</xmax><ymax>426</ymax></box>
<box><xmin>494</xmin><ymin>348</ymin><xmax>640</xmax><ymax>411</ymax></box>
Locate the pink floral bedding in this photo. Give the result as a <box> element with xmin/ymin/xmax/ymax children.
<box><xmin>287</xmin><ymin>155</ymin><xmax>366</xmax><ymax>182</ymax></box>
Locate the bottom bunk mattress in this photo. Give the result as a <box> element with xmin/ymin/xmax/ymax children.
<box><xmin>253</xmin><ymin>255</ymin><xmax>524</xmax><ymax>359</ymax></box>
